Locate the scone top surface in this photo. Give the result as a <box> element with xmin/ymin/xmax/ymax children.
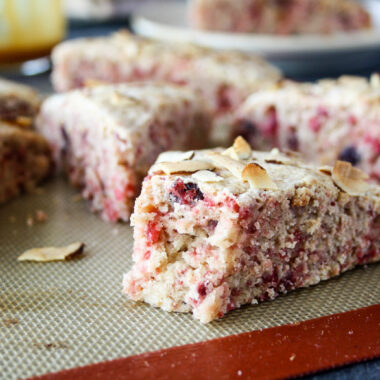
<box><xmin>50</xmin><ymin>82</ymin><xmax>205</xmax><ymax>131</ymax></box>
<box><xmin>150</xmin><ymin>136</ymin><xmax>380</xmax><ymax>200</ymax></box>
<box><xmin>52</xmin><ymin>31</ymin><xmax>281</xmax><ymax>89</ymax></box>
<box><xmin>244</xmin><ymin>74</ymin><xmax>380</xmax><ymax>110</ymax></box>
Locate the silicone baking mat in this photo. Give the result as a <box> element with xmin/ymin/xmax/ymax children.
<box><xmin>1</xmin><ymin>178</ymin><xmax>380</xmax><ymax>379</ymax></box>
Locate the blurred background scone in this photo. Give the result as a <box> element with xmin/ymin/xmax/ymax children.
<box><xmin>189</xmin><ymin>0</ymin><xmax>372</xmax><ymax>35</ymax></box>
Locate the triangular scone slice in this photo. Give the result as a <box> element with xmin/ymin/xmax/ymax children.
<box><xmin>0</xmin><ymin>122</ymin><xmax>51</xmax><ymax>205</ymax></box>
<box><xmin>36</xmin><ymin>83</ymin><xmax>211</xmax><ymax>222</ymax></box>
<box><xmin>124</xmin><ymin>137</ymin><xmax>380</xmax><ymax>323</ymax></box>
<box><xmin>233</xmin><ymin>74</ymin><xmax>380</xmax><ymax>183</ymax></box>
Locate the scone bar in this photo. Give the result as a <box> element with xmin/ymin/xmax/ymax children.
<box><xmin>189</xmin><ymin>0</ymin><xmax>371</xmax><ymax>34</ymax></box>
<box><xmin>0</xmin><ymin>122</ymin><xmax>51</xmax><ymax>205</ymax></box>
<box><xmin>36</xmin><ymin>83</ymin><xmax>211</xmax><ymax>222</ymax></box>
<box><xmin>234</xmin><ymin>75</ymin><xmax>380</xmax><ymax>182</ymax></box>
<box><xmin>0</xmin><ymin>78</ymin><xmax>41</xmax><ymax>128</ymax></box>
<box><xmin>124</xmin><ymin>137</ymin><xmax>380</xmax><ymax>323</ymax></box>
<box><xmin>0</xmin><ymin>79</ymin><xmax>50</xmax><ymax>205</ymax></box>
<box><xmin>51</xmin><ymin>31</ymin><xmax>281</xmax><ymax>144</ymax></box>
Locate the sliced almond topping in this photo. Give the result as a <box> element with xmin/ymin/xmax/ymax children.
<box><xmin>270</xmin><ymin>148</ymin><xmax>281</xmax><ymax>156</ymax></box>
<box><xmin>318</xmin><ymin>165</ymin><xmax>333</xmax><ymax>176</ymax></box>
<box><xmin>110</xmin><ymin>91</ymin><xmax>140</xmax><ymax>106</ymax></box>
<box><xmin>206</xmin><ymin>152</ymin><xmax>245</xmax><ymax>179</ymax></box>
<box><xmin>232</xmin><ymin>136</ymin><xmax>252</xmax><ymax>160</ymax></box>
<box><xmin>222</xmin><ymin>147</ymin><xmax>238</xmax><ymax>160</ymax></box>
<box><xmin>156</xmin><ymin>150</ymin><xmax>194</xmax><ymax>164</ymax></box>
<box><xmin>18</xmin><ymin>242</ymin><xmax>85</xmax><ymax>262</ymax></box>
<box><xmin>192</xmin><ymin>170</ymin><xmax>224</xmax><ymax>183</ymax></box>
<box><xmin>371</xmin><ymin>73</ymin><xmax>380</xmax><ymax>88</ymax></box>
<box><xmin>292</xmin><ymin>188</ymin><xmax>312</xmax><ymax>207</ymax></box>
<box><xmin>265</xmin><ymin>159</ymin><xmax>286</xmax><ymax>165</ymax></box>
<box><xmin>332</xmin><ymin>161</ymin><xmax>369</xmax><ymax>196</ymax></box>
<box><xmin>223</xmin><ymin>136</ymin><xmax>252</xmax><ymax>160</ymax></box>
<box><xmin>154</xmin><ymin>160</ymin><xmax>214</xmax><ymax>174</ymax></box>
<box><xmin>241</xmin><ymin>163</ymin><xmax>277</xmax><ymax>190</ymax></box>
<box><xmin>84</xmin><ymin>79</ymin><xmax>106</xmax><ymax>87</ymax></box>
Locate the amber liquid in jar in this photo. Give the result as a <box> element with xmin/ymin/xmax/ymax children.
<box><xmin>0</xmin><ymin>0</ymin><xmax>65</xmax><ymax>64</ymax></box>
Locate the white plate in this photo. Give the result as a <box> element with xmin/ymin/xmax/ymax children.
<box><xmin>131</xmin><ymin>0</ymin><xmax>380</xmax><ymax>78</ymax></box>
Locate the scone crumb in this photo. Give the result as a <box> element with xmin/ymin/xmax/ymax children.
<box><xmin>26</xmin><ymin>215</ymin><xmax>34</xmax><ymax>227</ymax></box>
<box><xmin>241</xmin><ymin>163</ymin><xmax>277</xmax><ymax>190</ymax></box>
<box><xmin>332</xmin><ymin>161</ymin><xmax>369</xmax><ymax>196</ymax></box>
<box><xmin>72</xmin><ymin>194</ymin><xmax>82</xmax><ymax>203</ymax></box>
<box><xmin>84</xmin><ymin>79</ymin><xmax>107</xmax><ymax>87</ymax></box>
<box><xmin>265</xmin><ymin>159</ymin><xmax>285</xmax><ymax>165</ymax></box>
<box><xmin>337</xmin><ymin>191</ymin><xmax>351</xmax><ymax>206</ymax></box>
<box><xmin>292</xmin><ymin>188</ymin><xmax>312</xmax><ymax>207</ymax></box>
<box><xmin>18</xmin><ymin>242</ymin><xmax>85</xmax><ymax>262</ymax></box>
<box><xmin>35</xmin><ymin>209</ymin><xmax>48</xmax><ymax>223</ymax></box>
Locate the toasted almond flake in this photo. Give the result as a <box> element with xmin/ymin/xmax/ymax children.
<box><xmin>156</xmin><ymin>151</ymin><xmax>194</xmax><ymax>164</ymax></box>
<box><xmin>241</xmin><ymin>163</ymin><xmax>277</xmax><ymax>190</ymax></box>
<box><xmin>231</xmin><ymin>136</ymin><xmax>252</xmax><ymax>160</ymax></box>
<box><xmin>292</xmin><ymin>188</ymin><xmax>312</xmax><ymax>207</ymax></box>
<box><xmin>222</xmin><ymin>147</ymin><xmax>238</xmax><ymax>160</ymax></box>
<box><xmin>282</xmin><ymin>149</ymin><xmax>301</xmax><ymax>159</ymax></box>
<box><xmin>270</xmin><ymin>148</ymin><xmax>281</xmax><ymax>156</ymax></box>
<box><xmin>84</xmin><ymin>79</ymin><xmax>106</xmax><ymax>87</ymax></box>
<box><xmin>35</xmin><ymin>209</ymin><xmax>48</xmax><ymax>223</ymax></box>
<box><xmin>318</xmin><ymin>165</ymin><xmax>333</xmax><ymax>176</ymax></box>
<box><xmin>206</xmin><ymin>152</ymin><xmax>245</xmax><ymax>178</ymax></box>
<box><xmin>110</xmin><ymin>91</ymin><xmax>139</xmax><ymax>106</ymax></box>
<box><xmin>223</xmin><ymin>136</ymin><xmax>252</xmax><ymax>160</ymax></box>
<box><xmin>18</xmin><ymin>242</ymin><xmax>85</xmax><ymax>262</ymax></box>
<box><xmin>371</xmin><ymin>73</ymin><xmax>380</xmax><ymax>88</ymax></box>
<box><xmin>265</xmin><ymin>159</ymin><xmax>286</xmax><ymax>165</ymax></box>
<box><xmin>154</xmin><ymin>160</ymin><xmax>214</xmax><ymax>174</ymax></box>
<box><xmin>332</xmin><ymin>161</ymin><xmax>369</xmax><ymax>196</ymax></box>
<box><xmin>192</xmin><ymin>170</ymin><xmax>224</xmax><ymax>183</ymax></box>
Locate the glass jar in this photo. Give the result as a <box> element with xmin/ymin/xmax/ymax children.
<box><xmin>0</xmin><ymin>0</ymin><xmax>65</xmax><ymax>73</ymax></box>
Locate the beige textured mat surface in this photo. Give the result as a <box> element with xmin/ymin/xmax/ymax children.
<box><xmin>1</xmin><ymin>179</ymin><xmax>379</xmax><ymax>379</ymax></box>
